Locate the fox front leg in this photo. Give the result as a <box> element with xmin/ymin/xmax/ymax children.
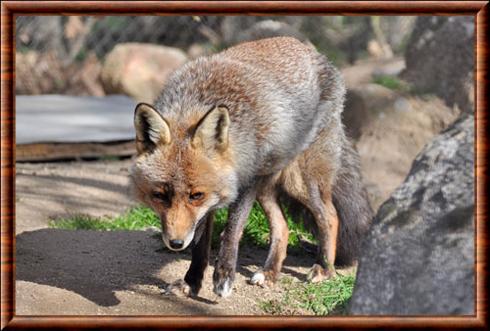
<box><xmin>251</xmin><ymin>178</ymin><xmax>288</xmax><ymax>287</ymax></box>
<box><xmin>213</xmin><ymin>185</ymin><xmax>257</xmax><ymax>297</ymax></box>
<box><xmin>165</xmin><ymin>212</ymin><xmax>214</xmax><ymax>297</ymax></box>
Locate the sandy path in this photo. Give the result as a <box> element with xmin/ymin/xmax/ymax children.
<box><xmin>15</xmin><ymin>160</ymin><xmax>321</xmax><ymax>315</ymax></box>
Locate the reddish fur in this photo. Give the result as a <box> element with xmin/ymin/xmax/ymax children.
<box><xmin>131</xmin><ymin>141</ymin><xmax>235</xmax><ymax>242</ymax></box>
<box><xmin>130</xmin><ymin>37</ymin><xmax>356</xmax><ymax>297</ymax></box>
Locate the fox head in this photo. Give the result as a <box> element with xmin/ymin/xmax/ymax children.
<box><xmin>130</xmin><ymin>103</ymin><xmax>238</xmax><ymax>251</ymax></box>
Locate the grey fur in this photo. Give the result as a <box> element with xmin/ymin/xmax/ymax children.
<box><xmin>153</xmin><ymin>37</ymin><xmax>345</xmax><ymax>187</ymax></box>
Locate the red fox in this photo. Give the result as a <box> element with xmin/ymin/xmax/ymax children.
<box><xmin>130</xmin><ymin>37</ymin><xmax>371</xmax><ymax>298</ymax></box>
<box><xmin>251</xmin><ymin>133</ymin><xmax>373</xmax><ymax>286</ymax></box>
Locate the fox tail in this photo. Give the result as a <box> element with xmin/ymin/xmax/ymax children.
<box><xmin>331</xmin><ymin>138</ymin><xmax>373</xmax><ymax>266</ymax></box>
<box><xmin>283</xmin><ymin>138</ymin><xmax>373</xmax><ymax>267</ymax></box>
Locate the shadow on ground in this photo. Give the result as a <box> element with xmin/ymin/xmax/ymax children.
<box><xmin>16</xmin><ymin>229</ymin><xmax>315</xmax><ymax>314</ymax></box>
<box><xmin>16</xmin><ymin>229</ymin><xmax>212</xmax><ymax>313</ymax></box>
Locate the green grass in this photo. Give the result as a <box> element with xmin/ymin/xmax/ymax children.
<box><xmin>49</xmin><ymin>204</ymin><xmax>314</xmax><ymax>249</ymax></box>
<box><xmin>260</xmin><ymin>273</ymin><xmax>355</xmax><ymax>315</ymax></box>
<box><xmin>373</xmin><ymin>75</ymin><xmax>409</xmax><ymax>92</ymax></box>
<box><xmin>49</xmin><ymin>206</ymin><xmax>160</xmax><ymax>231</ymax></box>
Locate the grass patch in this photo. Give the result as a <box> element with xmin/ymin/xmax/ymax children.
<box><xmin>260</xmin><ymin>273</ymin><xmax>355</xmax><ymax>315</ymax></box>
<box><xmin>49</xmin><ymin>206</ymin><xmax>160</xmax><ymax>231</ymax></box>
<box><xmin>373</xmin><ymin>75</ymin><xmax>410</xmax><ymax>92</ymax></box>
<box><xmin>50</xmin><ymin>204</ymin><xmax>314</xmax><ymax>249</ymax></box>
<box><xmin>212</xmin><ymin>203</ymin><xmax>314</xmax><ymax>249</ymax></box>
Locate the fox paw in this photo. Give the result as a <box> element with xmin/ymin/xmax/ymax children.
<box><xmin>213</xmin><ymin>264</ymin><xmax>234</xmax><ymax>298</ymax></box>
<box><xmin>306</xmin><ymin>264</ymin><xmax>335</xmax><ymax>283</ymax></box>
<box><xmin>163</xmin><ymin>279</ymin><xmax>193</xmax><ymax>297</ymax></box>
<box><xmin>249</xmin><ymin>270</ymin><xmax>277</xmax><ymax>287</ymax></box>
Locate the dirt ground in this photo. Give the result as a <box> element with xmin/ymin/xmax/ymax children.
<box><xmin>15</xmin><ymin>159</ymin><xmax>336</xmax><ymax>315</ymax></box>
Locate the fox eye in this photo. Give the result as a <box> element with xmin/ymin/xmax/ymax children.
<box><xmin>189</xmin><ymin>192</ymin><xmax>205</xmax><ymax>202</ymax></box>
<box><xmin>152</xmin><ymin>191</ymin><xmax>170</xmax><ymax>203</ymax></box>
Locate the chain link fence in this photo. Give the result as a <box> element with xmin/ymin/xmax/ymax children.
<box><xmin>16</xmin><ymin>16</ymin><xmax>416</xmax><ymax>96</ymax></box>
<box><xmin>17</xmin><ymin>16</ymin><xmax>223</xmax><ymax>62</ymax></box>
<box><xmin>16</xmin><ymin>16</ymin><xmax>416</xmax><ymax>60</ymax></box>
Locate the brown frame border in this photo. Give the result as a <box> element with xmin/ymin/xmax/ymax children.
<box><xmin>1</xmin><ymin>1</ymin><xmax>488</xmax><ymax>329</ymax></box>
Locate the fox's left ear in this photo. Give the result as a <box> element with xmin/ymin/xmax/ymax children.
<box><xmin>192</xmin><ymin>106</ymin><xmax>230</xmax><ymax>153</ymax></box>
<box><xmin>134</xmin><ymin>103</ymin><xmax>171</xmax><ymax>154</ymax></box>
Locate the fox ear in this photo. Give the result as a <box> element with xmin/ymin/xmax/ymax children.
<box><xmin>134</xmin><ymin>103</ymin><xmax>171</xmax><ymax>154</ymax></box>
<box><xmin>192</xmin><ymin>106</ymin><xmax>230</xmax><ymax>153</ymax></box>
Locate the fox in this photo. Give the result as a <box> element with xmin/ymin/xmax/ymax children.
<box><xmin>130</xmin><ymin>36</ymin><xmax>354</xmax><ymax>298</ymax></box>
<box><xmin>250</xmin><ymin>131</ymin><xmax>373</xmax><ymax>286</ymax></box>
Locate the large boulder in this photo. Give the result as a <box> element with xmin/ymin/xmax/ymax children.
<box><xmin>345</xmin><ymin>83</ymin><xmax>458</xmax><ymax>209</ymax></box>
<box><xmin>101</xmin><ymin>43</ymin><xmax>188</xmax><ymax>103</ymax></box>
<box><xmin>349</xmin><ymin>115</ymin><xmax>474</xmax><ymax>315</ymax></box>
<box><xmin>402</xmin><ymin>17</ymin><xmax>474</xmax><ymax>113</ymax></box>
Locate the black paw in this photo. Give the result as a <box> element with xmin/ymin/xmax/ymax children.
<box><xmin>212</xmin><ymin>262</ymin><xmax>235</xmax><ymax>297</ymax></box>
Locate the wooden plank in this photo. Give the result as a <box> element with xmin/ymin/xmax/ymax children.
<box><xmin>16</xmin><ymin>95</ymin><xmax>136</xmax><ymax>144</ymax></box>
<box><xmin>15</xmin><ymin>140</ymin><xmax>136</xmax><ymax>162</ymax></box>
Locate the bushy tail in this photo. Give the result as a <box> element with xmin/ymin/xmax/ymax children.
<box><xmin>332</xmin><ymin>139</ymin><xmax>373</xmax><ymax>266</ymax></box>
<box><xmin>282</xmin><ymin>138</ymin><xmax>373</xmax><ymax>267</ymax></box>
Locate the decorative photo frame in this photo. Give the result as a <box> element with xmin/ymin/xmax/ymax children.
<box><xmin>1</xmin><ymin>1</ymin><xmax>487</xmax><ymax>329</ymax></box>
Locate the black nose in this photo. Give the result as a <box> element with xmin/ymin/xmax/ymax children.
<box><xmin>169</xmin><ymin>239</ymin><xmax>184</xmax><ymax>250</ymax></box>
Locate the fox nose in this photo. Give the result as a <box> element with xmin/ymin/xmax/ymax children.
<box><xmin>169</xmin><ymin>239</ymin><xmax>184</xmax><ymax>250</ymax></box>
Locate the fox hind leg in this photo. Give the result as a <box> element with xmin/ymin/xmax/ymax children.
<box><xmin>281</xmin><ymin>174</ymin><xmax>339</xmax><ymax>283</ymax></box>
<box><xmin>305</xmin><ymin>183</ymin><xmax>338</xmax><ymax>283</ymax></box>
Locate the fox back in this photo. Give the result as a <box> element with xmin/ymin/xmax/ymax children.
<box><xmin>131</xmin><ymin>37</ymin><xmax>345</xmax><ymax>251</ymax></box>
<box><xmin>152</xmin><ymin>36</ymin><xmax>344</xmax><ymax>183</ymax></box>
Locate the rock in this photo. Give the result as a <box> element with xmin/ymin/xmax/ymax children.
<box><xmin>402</xmin><ymin>17</ymin><xmax>474</xmax><ymax>113</ymax></box>
<box><xmin>372</xmin><ymin>60</ymin><xmax>405</xmax><ymax>80</ymax></box>
<box><xmin>341</xmin><ymin>57</ymin><xmax>405</xmax><ymax>88</ymax></box>
<box><xmin>220</xmin><ymin>17</ymin><xmax>303</xmax><ymax>46</ymax></box>
<box><xmin>100</xmin><ymin>43</ymin><xmax>188</xmax><ymax>103</ymax></box>
<box><xmin>378</xmin><ymin>17</ymin><xmax>417</xmax><ymax>53</ymax></box>
<box><xmin>187</xmin><ymin>43</ymin><xmax>213</xmax><ymax>59</ymax></box>
<box><xmin>16</xmin><ymin>51</ymin><xmax>64</xmax><ymax>95</ymax></box>
<box><xmin>343</xmin><ymin>84</ymin><xmax>398</xmax><ymax>140</ymax></box>
<box><xmin>367</xmin><ymin>39</ymin><xmax>392</xmax><ymax>59</ymax></box>
<box><xmin>16</xmin><ymin>50</ymin><xmax>103</xmax><ymax>96</ymax></box>
<box><xmin>351</xmin><ymin>89</ymin><xmax>458</xmax><ymax>209</ymax></box>
<box><xmin>234</xmin><ymin>20</ymin><xmax>310</xmax><ymax>45</ymax></box>
<box><xmin>393</xmin><ymin>97</ymin><xmax>412</xmax><ymax>113</ymax></box>
<box><xmin>349</xmin><ymin>115</ymin><xmax>474</xmax><ymax>315</ymax></box>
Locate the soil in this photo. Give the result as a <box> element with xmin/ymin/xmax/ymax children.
<box><xmin>15</xmin><ymin>160</ymin><xmax>337</xmax><ymax>315</ymax></box>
